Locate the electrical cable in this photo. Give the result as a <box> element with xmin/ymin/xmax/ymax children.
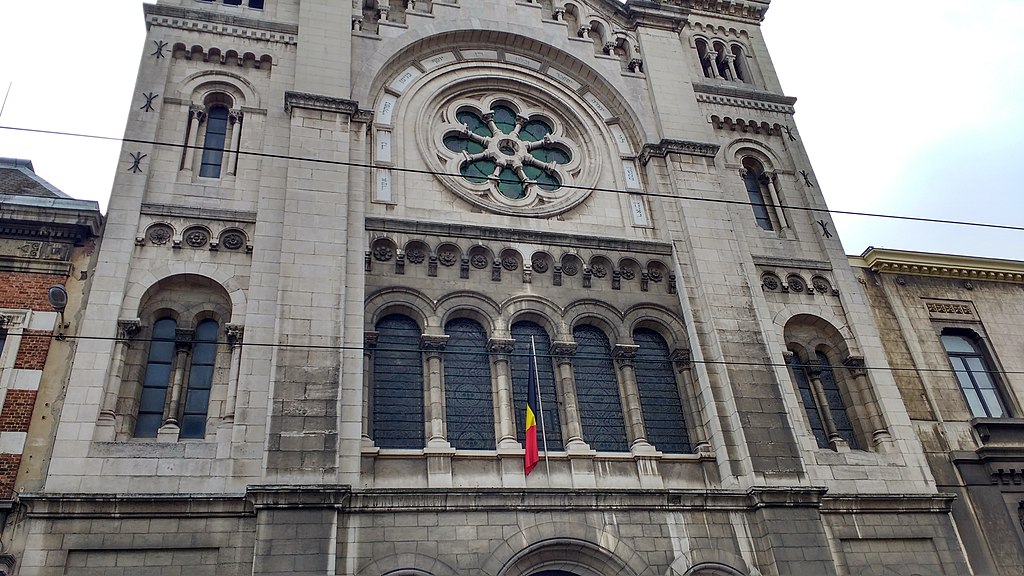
<box><xmin>2</xmin><ymin>124</ymin><xmax>1023</xmax><ymax>233</ymax></box>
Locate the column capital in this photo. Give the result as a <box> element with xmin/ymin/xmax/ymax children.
<box><xmin>670</xmin><ymin>348</ymin><xmax>692</xmax><ymax>371</ymax></box>
<box><xmin>487</xmin><ymin>338</ymin><xmax>516</xmax><ymax>356</ymax></box>
<box><xmin>364</xmin><ymin>331</ymin><xmax>379</xmax><ymax>351</ymax></box>
<box><xmin>843</xmin><ymin>355</ymin><xmax>867</xmax><ymax>378</ymax></box>
<box><xmin>549</xmin><ymin>341</ymin><xmax>577</xmax><ymax>362</ymax></box>
<box><xmin>805</xmin><ymin>360</ymin><xmax>824</xmax><ymax>379</ymax></box>
<box><xmin>613</xmin><ymin>344</ymin><xmax>640</xmax><ymax>367</ymax></box>
<box><xmin>175</xmin><ymin>329</ymin><xmax>195</xmax><ymax>352</ymax></box>
<box><xmin>225</xmin><ymin>324</ymin><xmax>244</xmax><ymax>346</ymax></box>
<box><xmin>117</xmin><ymin>318</ymin><xmax>142</xmax><ymax>342</ymax></box>
<box><xmin>420</xmin><ymin>334</ymin><xmax>449</xmax><ymax>353</ymax></box>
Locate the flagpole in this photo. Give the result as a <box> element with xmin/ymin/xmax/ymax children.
<box><xmin>531</xmin><ymin>336</ymin><xmax>551</xmax><ymax>482</ymax></box>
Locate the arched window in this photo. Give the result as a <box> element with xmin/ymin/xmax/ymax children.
<box><xmin>789</xmin><ymin>350</ymin><xmax>857</xmax><ymax>449</ymax></box>
<box><xmin>742</xmin><ymin>157</ymin><xmax>774</xmax><ymax>231</ymax></box>
<box><xmin>731</xmin><ymin>45</ymin><xmax>749</xmax><ymax>83</ymax></box>
<box><xmin>443</xmin><ymin>318</ymin><xmax>495</xmax><ymax>450</ymax></box>
<box><xmin>372</xmin><ymin>314</ymin><xmax>424</xmax><ymax>449</ymax></box>
<box><xmin>633</xmin><ymin>328</ymin><xmax>691</xmax><ymax>453</ymax></box>
<box><xmin>180</xmin><ymin>319</ymin><xmax>218</xmax><ymax>438</ymax></box>
<box><xmin>136</xmin><ymin>317</ymin><xmax>177</xmax><ymax>438</ymax></box>
<box><xmin>695</xmin><ymin>38</ymin><xmax>714</xmax><ymax>78</ymax></box>
<box><xmin>942</xmin><ymin>332</ymin><xmax>1008</xmax><ymax>418</ymax></box>
<box><xmin>573</xmin><ymin>325</ymin><xmax>627</xmax><ymax>452</ymax></box>
<box><xmin>511</xmin><ymin>321</ymin><xmax>562</xmax><ymax>449</ymax></box>
<box><xmin>712</xmin><ymin>41</ymin><xmax>732</xmax><ymax>80</ymax></box>
<box><xmin>199</xmin><ymin>106</ymin><xmax>229</xmax><ymax>178</ymax></box>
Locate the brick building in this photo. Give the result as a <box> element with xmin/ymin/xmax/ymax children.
<box><xmin>0</xmin><ymin>158</ymin><xmax>102</xmax><ymax>573</ymax></box>
<box><xmin>0</xmin><ymin>0</ymin><xmax>1006</xmax><ymax>575</ymax></box>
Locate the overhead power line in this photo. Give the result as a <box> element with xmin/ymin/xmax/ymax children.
<box><xmin>2</xmin><ymin>124</ymin><xmax>1023</xmax><ymax>234</ymax></box>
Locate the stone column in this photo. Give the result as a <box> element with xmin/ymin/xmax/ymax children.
<box><xmin>844</xmin><ymin>355</ymin><xmax>893</xmax><ymax>447</ymax></box>
<box><xmin>550</xmin><ymin>341</ymin><xmax>587</xmax><ymax>451</ymax></box>
<box><xmin>766</xmin><ymin>171</ymin><xmax>790</xmax><ymax>230</ymax></box>
<box><xmin>806</xmin><ymin>361</ymin><xmax>848</xmax><ymax>452</ymax></box>
<box><xmin>488</xmin><ymin>338</ymin><xmax>518</xmax><ymax>449</ymax></box>
<box><xmin>222</xmin><ymin>324</ymin><xmax>244</xmax><ymax>423</ymax></box>
<box><xmin>612</xmin><ymin>344</ymin><xmax>651</xmax><ymax>451</ymax></box>
<box><xmin>705</xmin><ymin>51</ymin><xmax>720</xmax><ymax>78</ymax></box>
<box><xmin>362</xmin><ymin>332</ymin><xmax>378</xmax><ymax>446</ymax></box>
<box><xmin>95</xmin><ymin>319</ymin><xmax>141</xmax><ymax>441</ymax></box>
<box><xmin>672</xmin><ymin>348</ymin><xmax>712</xmax><ymax>455</ymax></box>
<box><xmin>724</xmin><ymin>54</ymin><xmax>740</xmax><ymax>81</ymax></box>
<box><xmin>158</xmin><ymin>329</ymin><xmax>193</xmax><ymax>441</ymax></box>
<box><xmin>421</xmin><ymin>334</ymin><xmax>450</xmax><ymax>447</ymax></box>
<box><xmin>227</xmin><ymin>109</ymin><xmax>243</xmax><ymax>175</ymax></box>
<box><xmin>182</xmin><ymin>105</ymin><xmax>205</xmax><ymax>171</ymax></box>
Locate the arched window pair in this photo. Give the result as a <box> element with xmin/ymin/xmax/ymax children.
<box><xmin>695</xmin><ymin>38</ymin><xmax>751</xmax><ymax>83</ymax></box>
<box><xmin>370</xmin><ymin>314</ymin><xmax>692</xmax><ymax>454</ymax></box>
<box><xmin>788</xmin><ymin>350</ymin><xmax>857</xmax><ymax>450</ymax></box>
<box><xmin>136</xmin><ymin>318</ymin><xmax>219</xmax><ymax>438</ymax></box>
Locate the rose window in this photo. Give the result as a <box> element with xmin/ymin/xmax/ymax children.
<box><xmin>441</xmin><ymin>104</ymin><xmax>575</xmax><ymax>201</ymax></box>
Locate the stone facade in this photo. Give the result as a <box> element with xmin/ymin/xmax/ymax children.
<box><xmin>852</xmin><ymin>248</ymin><xmax>1024</xmax><ymax>575</ymax></box>
<box><xmin>0</xmin><ymin>1</ymin><xmax>986</xmax><ymax>575</ymax></box>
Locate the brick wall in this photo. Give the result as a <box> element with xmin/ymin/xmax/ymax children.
<box><xmin>0</xmin><ymin>272</ymin><xmax>65</xmax><ymax>311</ymax></box>
<box><xmin>12</xmin><ymin>330</ymin><xmax>52</xmax><ymax>370</ymax></box>
<box><xmin>0</xmin><ymin>453</ymin><xmax>21</xmax><ymax>498</ymax></box>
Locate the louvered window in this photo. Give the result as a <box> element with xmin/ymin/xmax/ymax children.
<box><xmin>372</xmin><ymin>314</ymin><xmax>424</xmax><ymax>449</ymax></box>
<box><xmin>572</xmin><ymin>325</ymin><xmax>627</xmax><ymax>452</ymax></box>
<box><xmin>510</xmin><ymin>321</ymin><xmax>562</xmax><ymax>449</ymax></box>
<box><xmin>443</xmin><ymin>318</ymin><xmax>495</xmax><ymax>450</ymax></box>
<box><xmin>633</xmin><ymin>329</ymin><xmax>691</xmax><ymax>453</ymax></box>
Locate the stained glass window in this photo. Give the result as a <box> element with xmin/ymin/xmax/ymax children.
<box><xmin>373</xmin><ymin>314</ymin><xmax>425</xmax><ymax>449</ymax></box>
<box><xmin>633</xmin><ymin>329</ymin><xmax>691</xmax><ymax>453</ymax></box>
<box><xmin>200</xmin><ymin>106</ymin><xmax>229</xmax><ymax>178</ymax></box>
<box><xmin>180</xmin><ymin>319</ymin><xmax>218</xmax><ymax>439</ymax></box>
<box><xmin>573</xmin><ymin>325</ymin><xmax>627</xmax><ymax>452</ymax></box>
<box><xmin>136</xmin><ymin>317</ymin><xmax>177</xmax><ymax>438</ymax></box>
<box><xmin>444</xmin><ymin>318</ymin><xmax>495</xmax><ymax>450</ymax></box>
<box><xmin>511</xmin><ymin>321</ymin><xmax>562</xmax><ymax>449</ymax></box>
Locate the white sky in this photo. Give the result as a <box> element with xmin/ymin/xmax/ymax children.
<box><xmin>1</xmin><ymin>0</ymin><xmax>1021</xmax><ymax>260</ymax></box>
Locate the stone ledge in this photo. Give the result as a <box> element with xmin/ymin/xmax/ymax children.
<box><xmin>819</xmin><ymin>493</ymin><xmax>956</xmax><ymax>514</ymax></box>
<box><xmin>144</xmin><ymin>3</ymin><xmax>298</xmax><ymax>39</ymax></box>
<box><xmin>639</xmin><ymin>139</ymin><xmax>720</xmax><ymax>165</ymax></box>
<box><xmin>141</xmin><ymin>203</ymin><xmax>257</xmax><ymax>224</ymax></box>
<box><xmin>20</xmin><ymin>493</ymin><xmax>252</xmax><ymax>518</ymax></box>
<box><xmin>284</xmin><ymin>92</ymin><xmax>373</xmax><ymax>122</ymax></box>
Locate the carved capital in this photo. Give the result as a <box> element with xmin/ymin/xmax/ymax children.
<box><xmin>805</xmin><ymin>361</ymin><xmax>823</xmax><ymax>379</ymax></box>
<box><xmin>487</xmin><ymin>338</ymin><xmax>516</xmax><ymax>356</ymax></box>
<box><xmin>843</xmin><ymin>356</ymin><xmax>867</xmax><ymax>379</ymax></box>
<box><xmin>225</xmin><ymin>324</ymin><xmax>244</xmax><ymax>346</ymax></box>
<box><xmin>420</xmin><ymin>334</ymin><xmax>449</xmax><ymax>352</ymax></box>
<box><xmin>613</xmin><ymin>344</ymin><xmax>640</xmax><ymax>367</ymax></box>
<box><xmin>670</xmin><ymin>348</ymin><xmax>692</xmax><ymax>371</ymax></box>
<box><xmin>175</xmin><ymin>329</ymin><xmax>195</xmax><ymax>352</ymax></box>
<box><xmin>117</xmin><ymin>319</ymin><xmax>142</xmax><ymax>342</ymax></box>
<box><xmin>364</xmin><ymin>331</ymin><xmax>379</xmax><ymax>351</ymax></box>
<box><xmin>549</xmin><ymin>341</ymin><xmax>577</xmax><ymax>361</ymax></box>
<box><xmin>782</xmin><ymin>350</ymin><xmax>795</xmax><ymax>363</ymax></box>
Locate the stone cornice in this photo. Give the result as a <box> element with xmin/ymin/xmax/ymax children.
<box><xmin>819</xmin><ymin>493</ymin><xmax>956</xmax><ymax>514</ymax></box>
<box><xmin>639</xmin><ymin>139</ymin><xmax>720</xmax><ymax>165</ymax></box>
<box><xmin>0</xmin><ymin>196</ymin><xmax>102</xmax><ymax>240</ymax></box>
<box><xmin>284</xmin><ymin>91</ymin><xmax>373</xmax><ymax>122</ymax></box>
<box><xmin>144</xmin><ymin>3</ymin><xmax>298</xmax><ymax>44</ymax></box>
<box><xmin>693</xmin><ymin>83</ymin><xmax>797</xmax><ymax>114</ymax></box>
<box><xmin>683</xmin><ymin>0</ymin><xmax>770</xmax><ymax>23</ymax></box>
<box><xmin>141</xmin><ymin>203</ymin><xmax>257</xmax><ymax>224</ymax></box>
<box><xmin>365</xmin><ymin>218</ymin><xmax>674</xmax><ymax>256</ymax></box>
<box><xmin>850</xmin><ymin>247</ymin><xmax>1024</xmax><ymax>284</ymax></box>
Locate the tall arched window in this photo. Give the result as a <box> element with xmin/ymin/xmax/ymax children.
<box><xmin>136</xmin><ymin>317</ymin><xmax>177</xmax><ymax>438</ymax></box>
<box><xmin>443</xmin><ymin>318</ymin><xmax>495</xmax><ymax>450</ymax></box>
<box><xmin>742</xmin><ymin>157</ymin><xmax>774</xmax><ymax>231</ymax></box>
<box><xmin>942</xmin><ymin>332</ymin><xmax>1008</xmax><ymax>418</ymax></box>
<box><xmin>511</xmin><ymin>321</ymin><xmax>562</xmax><ymax>449</ymax></box>
<box><xmin>695</xmin><ymin>38</ymin><xmax>714</xmax><ymax>78</ymax></box>
<box><xmin>199</xmin><ymin>106</ymin><xmax>229</xmax><ymax>178</ymax></box>
<box><xmin>573</xmin><ymin>325</ymin><xmax>627</xmax><ymax>452</ymax></box>
<box><xmin>372</xmin><ymin>314</ymin><xmax>424</xmax><ymax>449</ymax></box>
<box><xmin>180</xmin><ymin>319</ymin><xmax>218</xmax><ymax>438</ymax></box>
<box><xmin>731</xmin><ymin>45</ymin><xmax>749</xmax><ymax>83</ymax></box>
<box><xmin>633</xmin><ymin>328</ymin><xmax>691</xmax><ymax>453</ymax></box>
<box><xmin>789</xmin><ymin>350</ymin><xmax>857</xmax><ymax>449</ymax></box>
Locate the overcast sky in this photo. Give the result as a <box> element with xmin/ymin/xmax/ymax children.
<box><xmin>1</xmin><ymin>1</ymin><xmax>1021</xmax><ymax>260</ymax></box>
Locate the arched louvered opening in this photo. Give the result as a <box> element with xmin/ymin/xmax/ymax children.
<box><xmin>180</xmin><ymin>319</ymin><xmax>218</xmax><ymax>438</ymax></box>
<box><xmin>136</xmin><ymin>317</ymin><xmax>177</xmax><ymax>438</ymax></box>
<box><xmin>511</xmin><ymin>321</ymin><xmax>562</xmax><ymax>449</ymax></box>
<box><xmin>373</xmin><ymin>314</ymin><xmax>424</xmax><ymax>449</ymax></box>
<box><xmin>633</xmin><ymin>328</ymin><xmax>691</xmax><ymax>453</ymax></box>
<box><xmin>572</xmin><ymin>325</ymin><xmax>627</xmax><ymax>452</ymax></box>
<box><xmin>444</xmin><ymin>317</ymin><xmax>495</xmax><ymax>450</ymax></box>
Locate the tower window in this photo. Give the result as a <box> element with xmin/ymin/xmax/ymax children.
<box><xmin>742</xmin><ymin>158</ymin><xmax>774</xmax><ymax>231</ymax></box>
<box><xmin>942</xmin><ymin>332</ymin><xmax>1008</xmax><ymax>418</ymax></box>
<box><xmin>788</xmin><ymin>350</ymin><xmax>858</xmax><ymax>449</ymax></box>
<box><xmin>180</xmin><ymin>319</ymin><xmax>218</xmax><ymax>438</ymax></box>
<box><xmin>199</xmin><ymin>106</ymin><xmax>229</xmax><ymax>178</ymax></box>
<box><xmin>136</xmin><ymin>318</ymin><xmax>177</xmax><ymax>438</ymax></box>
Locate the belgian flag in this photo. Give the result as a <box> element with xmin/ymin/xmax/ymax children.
<box><xmin>524</xmin><ymin>350</ymin><xmax>539</xmax><ymax>475</ymax></box>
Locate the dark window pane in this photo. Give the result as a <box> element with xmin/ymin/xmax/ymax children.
<box><xmin>743</xmin><ymin>171</ymin><xmax>773</xmax><ymax>230</ymax></box>
<box><xmin>248</xmin><ymin>0</ymin><xmax>264</xmax><ymax>8</ymax></box>
<box><xmin>136</xmin><ymin>317</ymin><xmax>177</xmax><ymax>438</ymax></box>
<box><xmin>444</xmin><ymin>318</ymin><xmax>494</xmax><ymax>450</ymax></box>
<box><xmin>816</xmin><ymin>351</ymin><xmax>856</xmax><ymax>449</ymax></box>
<box><xmin>510</xmin><ymin>322</ymin><xmax>562</xmax><ymax>449</ymax></box>
<box><xmin>373</xmin><ymin>314</ymin><xmax>424</xmax><ymax>449</ymax></box>
<box><xmin>789</xmin><ymin>354</ymin><xmax>827</xmax><ymax>448</ymax></box>
<box><xmin>573</xmin><ymin>325</ymin><xmax>627</xmax><ymax>452</ymax></box>
<box><xmin>633</xmin><ymin>329</ymin><xmax>691</xmax><ymax>453</ymax></box>
<box><xmin>180</xmin><ymin>415</ymin><xmax>207</xmax><ymax>439</ymax></box>
<box><xmin>200</xmin><ymin>107</ymin><xmax>229</xmax><ymax>178</ymax></box>
<box><xmin>135</xmin><ymin>414</ymin><xmax>163</xmax><ymax>438</ymax></box>
<box><xmin>181</xmin><ymin>319</ymin><xmax>217</xmax><ymax>439</ymax></box>
<box><xmin>139</xmin><ymin>386</ymin><xmax>167</xmax><ymax>413</ymax></box>
<box><xmin>519</xmin><ymin>119</ymin><xmax>551</xmax><ymax>142</ymax></box>
<box><xmin>491</xmin><ymin>105</ymin><xmax>517</xmax><ymax>133</ymax></box>
<box><xmin>462</xmin><ymin>159</ymin><xmax>497</xmax><ymax>183</ymax></box>
<box><xmin>184</xmin><ymin>389</ymin><xmax>210</xmax><ymax>413</ymax></box>
<box><xmin>456</xmin><ymin>111</ymin><xmax>491</xmax><ymax>137</ymax></box>
<box><xmin>941</xmin><ymin>334</ymin><xmax>977</xmax><ymax>354</ymax></box>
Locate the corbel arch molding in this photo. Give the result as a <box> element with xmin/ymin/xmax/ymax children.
<box><xmin>775</xmin><ymin>308</ymin><xmax>860</xmax><ymax>360</ymax></box>
<box><xmin>485</xmin><ymin>530</ymin><xmax>645</xmax><ymax>576</ymax></box>
<box><xmin>124</xmin><ymin>268</ymin><xmax>246</xmax><ymax>325</ymax></box>
<box><xmin>365</xmin><ymin>286</ymin><xmax>435</xmax><ymax>331</ymax></box>
<box><xmin>355</xmin><ymin>27</ymin><xmax>650</xmax><ymax>146</ymax></box>
<box><xmin>176</xmin><ymin>70</ymin><xmax>261</xmax><ymax>110</ymax></box>
<box><xmin>564</xmin><ymin>299</ymin><xmax>624</xmax><ymax>344</ymax></box>
<box><xmin>723</xmin><ymin>138</ymin><xmax>783</xmax><ymax>172</ymax></box>
<box><xmin>622</xmin><ymin>303</ymin><xmax>688</xmax><ymax>350</ymax></box>
<box><xmin>436</xmin><ymin>290</ymin><xmax>502</xmax><ymax>335</ymax></box>
<box><xmin>502</xmin><ymin>294</ymin><xmax>568</xmax><ymax>341</ymax></box>
<box><xmin>354</xmin><ymin>553</ymin><xmax>458</xmax><ymax>576</ymax></box>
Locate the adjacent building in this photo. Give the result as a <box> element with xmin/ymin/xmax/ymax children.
<box><xmin>4</xmin><ymin>0</ymin><xmax>1016</xmax><ymax>574</ymax></box>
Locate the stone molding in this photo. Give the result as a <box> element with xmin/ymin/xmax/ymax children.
<box><xmin>851</xmin><ymin>247</ymin><xmax>1024</xmax><ymax>284</ymax></box>
<box><xmin>639</xmin><ymin>139</ymin><xmax>720</xmax><ymax>165</ymax></box>
<box><xmin>141</xmin><ymin>203</ymin><xmax>257</xmax><ymax>224</ymax></box>
<box><xmin>693</xmin><ymin>83</ymin><xmax>797</xmax><ymax>114</ymax></box>
<box><xmin>819</xmin><ymin>493</ymin><xmax>956</xmax><ymax>514</ymax></box>
<box><xmin>284</xmin><ymin>91</ymin><xmax>372</xmax><ymax>122</ymax></box>
<box><xmin>144</xmin><ymin>3</ymin><xmax>298</xmax><ymax>43</ymax></box>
